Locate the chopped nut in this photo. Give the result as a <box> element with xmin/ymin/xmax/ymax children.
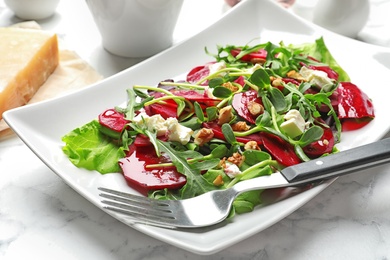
<box><xmin>286</xmin><ymin>70</ymin><xmax>306</xmax><ymax>82</ymax></box>
<box><xmin>231</xmin><ymin>121</ymin><xmax>250</xmax><ymax>131</ymax></box>
<box><xmin>219</xmin><ymin>157</ymin><xmax>227</xmax><ymax>168</ymax></box>
<box><xmin>227</xmin><ymin>152</ymin><xmax>245</xmax><ymax>167</ymax></box>
<box><xmin>323</xmin><ymin>139</ymin><xmax>329</xmax><ymax>146</ymax></box>
<box><xmin>194</xmin><ymin>128</ymin><xmax>214</xmax><ymax>146</ymax></box>
<box><xmin>247</xmin><ymin>101</ymin><xmax>264</xmax><ymax>116</ymax></box>
<box><xmin>244</xmin><ymin>141</ymin><xmax>261</xmax><ymax>151</ymax></box>
<box><xmin>250</xmin><ymin>57</ymin><xmax>266</xmax><ymax>64</ymax></box>
<box><xmin>222</xmin><ymin>82</ymin><xmax>239</xmax><ymax>92</ymax></box>
<box><xmin>271</xmin><ymin>77</ymin><xmax>284</xmax><ymax>87</ymax></box>
<box><xmin>218</xmin><ymin>105</ymin><xmax>233</xmax><ymax>125</ymax></box>
<box><xmin>213</xmin><ymin>175</ymin><xmax>224</xmax><ymax>186</ymax></box>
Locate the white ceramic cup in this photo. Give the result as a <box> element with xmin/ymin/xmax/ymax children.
<box><xmin>85</xmin><ymin>0</ymin><xmax>184</xmax><ymax>58</ymax></box>
<box><xmin>312</xmin><ymin>0</ymin><xmax>370</xmax><ymax>38</ymax></box>
<box><xmin>4</xmin><ymin>0</ymin><xmax>60</xmax><ymax>20</ymax></box>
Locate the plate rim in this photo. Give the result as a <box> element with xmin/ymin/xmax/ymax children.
<box><xmin>4</xmin><ymin>0</ymin><xmax>390</xmax><ymax>255</ymax></box>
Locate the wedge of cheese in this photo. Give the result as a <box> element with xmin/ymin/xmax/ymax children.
<box><xmin>0</xmin><ymin>27</ymin><xmax>59</xmax><ymax>120</ymax></box>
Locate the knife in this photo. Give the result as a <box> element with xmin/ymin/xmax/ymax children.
<box><xmin>235</xmin><ymin>137</ymin><xmax>390</xmax><ymax>193</ymax></box>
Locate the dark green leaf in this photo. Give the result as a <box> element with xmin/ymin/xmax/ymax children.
<box><xmin>294</xmin><ymin>144</ymin><xmax>311</xmax><ymax>162</ymax></box>
<box><xmin>240</xmin><ymin>165</ymin><xmax>273</xmax><ymax>181</ymax></box>
<box><xmin>255</xmin><ymin>110</ymin><xmax>272</xmax><ymax>127</ymax></box>
<box><xmin>176</xmin><ymin>100</ymin><xmax>186</xmax><ymax>117</ymax></box>
<box><xmin>221</xmin><ymin>123</ymin><xmax>237</xmax><ymax>145</ymax></box>
<box><xmin>249</xmin><ymin>68</ymin><xmax>270</xmax><ymax>88</ymax></box>
<box><xmin>242</xmin><ymin>150</ymin><xmax>271</xmax><ymax>166</ymax></box>
<box><xmin>194</xmin><ymin>101</ymin><xmax>205</xmax><ymax>122</ymax></box>
<box><xmin>268</xmin><ymin>87</ymin><xmax>287</xmax><ymax>112</ymax></box>
<box><xmin>210</xmin><ymin>145</ymin><xmax>229</xmax><ymax>158</ymax></box>
<box><xmin>213</xmin><ymin>86</ymin><xmax>232</xmax><ymax>98</ymax></box>
<box><xmin>233</xmin><ymin>190</ymin><xmax>262</xmax><ymax>214</ymax></box>
<box><xmin>299</xmin><ymin>125</ymin><xmax>324</xmax><ymax>146</ymax></box>
<box><xmin>206</xmin><ymin>106</ymin><xmax>218</xmax><ymax>121</ymax></box>
<box><xmin>180</xmin><ymin>117</ymin><xmax>202</xmax><ymax>130</ymax></box>
<box><xmin>209</xmin><ymin>77</ymin><xmax>225</xmax><ymax>88</ymax></box>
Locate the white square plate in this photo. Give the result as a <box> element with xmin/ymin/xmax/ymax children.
<box><xmin>4</xmin><ymin>0</ymin><xmax>390</xmax><ymax>255</ymax></box>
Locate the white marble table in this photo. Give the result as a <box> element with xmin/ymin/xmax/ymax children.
<box><xmin>1</xmin><ymin>0</ymin><xmax>390</xmax><ymax>259</ymax></box>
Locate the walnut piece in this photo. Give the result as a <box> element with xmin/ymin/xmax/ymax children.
<box><xmin>244</xmin><ymin>140</ymin><xmax>261</xmax><ymax>151</ymax></box>
<box><xmin>218</xmin><ymin>105</ymin><xmax>233</xmax><ymax>125</ymax></box>
<box><xmin>227</xmin><ymin>152</ymin><xmax>245</xmax><ymax>167</ymax></box>
<box><xmin>222</xmin><ymin>82</ymin><xmax>239</xmax><ymax>92</ymax></box>
<box><xmin>247</xmin><ymin>101</ymin><xmax>264</xmax><ymax>116</ymax></box>
<box><xmin>194</xmin><ymin>128</ymin><xmax>214</xmax><ymax>146</ymax></box>
<box><xmin>231</xmin><ymin>121</ymin><xmax>250</xmax><ymax>131</ymax></box>
<box><xmin>286</xmin><ymin>70</ymin><xmax>306</xmax><ymax>82</ymax></box>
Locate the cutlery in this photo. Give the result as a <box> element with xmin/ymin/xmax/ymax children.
<box><xmin>99</xmin><ymin>138</ymin><xmax>390</xmax><ymax>228</ymax></box>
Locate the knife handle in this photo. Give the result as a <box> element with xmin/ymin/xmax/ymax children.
<box><xmin>281</xmin><ymin>138</ymin><xmax>390</xmax><ymax>184</ymax></box>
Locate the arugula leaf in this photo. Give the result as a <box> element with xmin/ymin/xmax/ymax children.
<box><xmin>125</xmin><ymin>88</ymin><xmax>136</xmax><ymax>121</ymax></box>
<box><xmin>156</xmin><ymin>140</ymin><xmax>215</xmax><ymax>199</ymax></box>
<box><xmin>189</xmin><ymin>158</ymin><xmax>220</xmax><ymax>171</ymax></box>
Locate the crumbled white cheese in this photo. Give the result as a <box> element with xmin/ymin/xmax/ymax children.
<box><xmin>244</xmin><ymin>63</ymin><xmax>262</xmax><ymax>74</ymax></box>
<box><xmin>224</xmin><ymin>162</ymin><xmax>242</xmax><ymax>178</ymax></box>
<box><xmin>299</xmin><ymin>66</ymin><xmax>334</xmax><ymax>91</ymax></box>
<box><xmin>132</xmin><ymin>114</ymin><xmax>193</xmax><ymax>144</ymax></box>
<box><xmin>148</xmin><ymin>115</ymin><xmax>168</xmax><ymax>136</ymax></box>
<box><xmin>132</xmin><ymin>112</ymin><xmax>149</xmax><ymax>126</ymax></box>
<box><xmin>165</xmin><ymin>117</ymin><xmax>193</xmax><ymax>145</ymax></box>
<box><xmin>132</xmin><ymin>113</ymin><xmax>167</xmax><ymax>136</ymax></box>
<box><xmin>280</xmin><ymin>109</ymin><xmax>306</xmax><ymax>138</ymax></box>
<box><xmin>208</xmin><ymin>61</ymin><xmax>226</xmax><ymax>75</ymax></box>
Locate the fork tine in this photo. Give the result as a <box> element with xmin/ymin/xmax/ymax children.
<box><xmin>101</xmin><ymin>200</ymin><xmax>175</xmax><ymax>219</ymax></box>
<box><xmin>99</xmin><ymin>193</ymin><xmax>171</xmax><ymax>212</ymax></box>
<box><xmin>102</xmin><ymin>203</ymin><xmax>179</xmax><ymax>228</ymax></box>
<box><xmin>98</xmin><ymin>187</ymin><xmax>160</xmax><ymax>205</ymax></box>
<box><xmin>100</xmin><ymin>196</ymin><xmax>174</xmax><ymax>218</ymax></box>
<box><xmin>98</xmin><ymin>187</ymin><xmax>181</xmax><ymax>226</ymax></box>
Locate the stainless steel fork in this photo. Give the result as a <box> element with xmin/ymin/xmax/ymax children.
<box><xmin>99</xmin><ymin>138</ymin><xmax>390</xmax><ymax>228</ymax></box>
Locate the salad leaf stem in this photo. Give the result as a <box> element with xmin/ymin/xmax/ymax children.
<box><xmin>145</xmin><ymin>144</ymin><xmax>229</xmax><ymax>168</ymax></box>
<box><xmin>195</xmin><ymin>67</ymin><xmax>243</xmax><ymax>85</ymax></box>
<box><xmin>143</xmin><ymin>95</ymin><xmax>185</xmax><ymax>107</ymax></box>
<box><xmin>226</xmin><ymin>159</ymin><xmax>277</xmax><ymax>188</ymax></box>
<box><xmin>133</xmin><ymin>85</ymin><xmax>173</xmax><ymax>96</ymax></box>
<box><xmin>159</xmin><ymin>81</ymin><xmax>207</xmax><ymax>90</ymax></box>
<box><xmin>270</xmin><ymin>106</ymin><xmax>281</xmax><ymax>133</ymax></box>
<box><xmin>243</xmin><ymin>79</ymin><xmax>259</xmax><ymax>91</ymax></box>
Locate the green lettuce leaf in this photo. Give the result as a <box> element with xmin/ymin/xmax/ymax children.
<box><xmin>289</xmin><ymin>37</ymin><xmax>350</xmax><ymax>82</ymax></box>
<box><xmin>62</xmin><ymin>120</ymin><xmax>125</xmax><ymax>174</ymax></box>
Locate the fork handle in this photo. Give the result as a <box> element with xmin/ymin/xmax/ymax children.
<box><xmin>281</xmin><ymin>138</ymin><xmax>390</xmax><ymax>184</ymax></box>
